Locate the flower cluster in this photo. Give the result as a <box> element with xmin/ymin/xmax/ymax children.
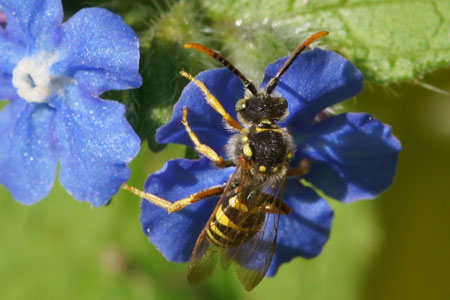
<box><xmin>1</xmin><ymin>0</ymin><xmax>402</xmax><ymax>282</ymax></box>
<box><xmin>140</xmin><ymin>48</ymin><xmax>401</xmax><ymax>275</ymax></box>
<box><xmin>0</xmin><ymin>0</ymin><xmax>142</xmax><ymax>206</ymax></box>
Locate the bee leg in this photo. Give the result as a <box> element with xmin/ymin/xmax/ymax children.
<box><xmin>259</xmin><ymin>192</ymin><xmax>291</xmax><ymax>215</ymax></box>
<box><xmin>180</xmin><ymin>70</ymin><xmax>243</xmax><ymax>132</ymax></box>
<box><xmin>167</xmin><ymin>185</ymin><xmax>225</xmax><ymax>213</ymax></box>
<box><xmin>287</xmin><ymin>158</ymin><xmax>310</xmax><ymax>177</ymax></box>
<box><xmin>122</xmin><ymin>183</ymin><xmax>224</xmax><ymax>213</ymax></box>
<box><xmin>264</xmin><ymin>200</ymin><xmax>291</xmax><ymax>215</ymax></box>
<box><xmin>182</xmin><ymin>107</ymin><xmax>234</xmax><ymax>168</ymax></box>
<box><xmin>122</xmin><ymin>183</ymin><xmax>172</xmax><ymax>208</ymax></box>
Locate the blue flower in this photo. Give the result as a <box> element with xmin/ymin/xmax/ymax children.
<box><xmin>0</xmin><ymin>0</ymin><xmax>142</xmax><ymax>206</ymax></box>
<box><xmin>140</xmin><ymin>48</ymin><xmax>401</xmax><ymax>276</ymax></box>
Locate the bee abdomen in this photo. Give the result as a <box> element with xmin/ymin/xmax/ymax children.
<box><xmin>206</xmin><ymin>197</ymin><xmax>265</xmax><ymax>248</ymax></box>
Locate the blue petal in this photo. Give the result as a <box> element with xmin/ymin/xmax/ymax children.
<box><xmin>0</xmin><ymin>0</ymin><xmax>63</xmax><ymax>52</ymax></box>
<box><xmin>0</xmin><ymin>32</ymin><xmax>27</xmax><ymax>75</ymax></box>
<box><xmin>140</xmin><ymin>158</ymin><xmax>235</xmax><ymax>262</ymax></box>
<box><xmin>298</xmin><ymin>113</ymin><xmax>401</xmax><ymax>203</ymax></box>
<box><xmin>156</xmin><ymin>68</ymin><xmax>244</xmax><ymax>155</ymax></box>
<box><xmin>262</xmin><ymin>49</ymin><xmax>363</xmax><ymax>128</ymax></box>
<box><xmin>52</xmin><ymin>8</ymin><xmax>142</xmax><ymax>95</ymax></box>
<box><xmin>0</xmin><ymin>74</ymin><xmax>18</xmax><ymax>101</ymax></box>
<box><xmin>0</xmin><ymin>99</ymin><xmax>58</xmax><ymax>204</ymax></box>
<box><xmin>267</xmin><ymin>179</ymin><xmax>333</xmax><ymax>276</ymax></box>
<box><xmin>52</xmin><ymin>85</ymin><xmax>140</xmax><ymax>206</ymax></box>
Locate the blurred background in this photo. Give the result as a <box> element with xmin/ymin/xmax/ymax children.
<box><xmin>1</xmin><ymin>0</ymin><xmax>449</xmax><ymax>299</ymax></box>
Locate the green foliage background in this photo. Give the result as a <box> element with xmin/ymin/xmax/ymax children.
<box><xmin>1</xmin><ymin>0</ymin><xmax>449</xmax><ymax>299</ymax></box>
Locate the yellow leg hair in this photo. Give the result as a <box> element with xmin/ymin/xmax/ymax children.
<box><xmin>180</xmin><ymin>70</ymin><xmax>243</xmax><ymax>131</ymax></box>
<box><xmin>182</xmin><ymin>107</ymin><xmax>231</xmax><ymax>168</ymax></box>
<box><xmin>122</xmin><ymin>183</ymin><xmax>224</xmax><ymax>213</ymax></box>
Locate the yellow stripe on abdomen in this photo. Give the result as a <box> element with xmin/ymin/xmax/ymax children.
<box><xmin>229</xmin><ymin>196</ymin><xmax>248</xmax><ymax>212</ymax></box>
<box><xmin>215</xmin><ymin>204</ymin><xmax>240</xmax><ymax>230</ymax></box>
<box><xmin>209</xmin><ymin>223</ymin><xmax>232</xmax><ymax>241</ymax></box>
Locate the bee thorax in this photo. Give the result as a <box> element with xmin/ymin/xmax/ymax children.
<box><xmin>226</xmin><ymin>125</ymin><xmax>294</xmax><ymax>183</ymax></box>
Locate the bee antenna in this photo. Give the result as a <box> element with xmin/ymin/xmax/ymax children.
<box><xmin>265</xmin><ymin>31</ymin><xmax>329</xmax><ymax>94</ymax></box>
<box><xmin>184</xmin><ymin>43</ymin><xmax>258</xmax><ymax>96</ymax></box>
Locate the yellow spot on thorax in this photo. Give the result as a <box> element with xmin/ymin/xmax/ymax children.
<box><xmin>287</xmin><ymin>151</ymin><xmax>294</xmax><ymax>159</ymax></box>
<box><xmin>243</xmin><ymin>143</ymin><xmax>253</xmax><ymax>157</ymax></box>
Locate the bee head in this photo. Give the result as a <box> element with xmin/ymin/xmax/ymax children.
<box><xmin>235</xmin><ymin>94</ymin><xmax>288</xmax><ymax>124</ymax></box>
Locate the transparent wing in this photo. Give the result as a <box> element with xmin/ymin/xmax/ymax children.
<box><xmin>187</xmin><ymin>237</ymin><xmax>221</xmax><ymax>285</ymax></box>
<box><xmin>188</xmin><ymin>156</ymin><xmax>288</xmax><ymax>291</ymax></box>
<box><xmin>187</xmin><ymin>161</ymin><xmax>242</xmax><ymax>285</ymax></box>
<box><xmin>223</xmin><ymin>159</ymin><xmax>288</xmax><ymax>291</ymax></box>
<box><xmin>233</xmin><ymin>209</ymin><xmax>278</xmax><ymax>291</ymax></box>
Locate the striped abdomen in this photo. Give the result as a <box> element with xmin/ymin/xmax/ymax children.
<box><xmin>206</xmin><ymin>195</ymin><xmax>265</xmax><ymax>248</ymax></box>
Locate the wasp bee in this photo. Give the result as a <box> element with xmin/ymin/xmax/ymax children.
<box><xmin>123</xmin><ymin>31</ymin><xmax>328</xmax><ymax>290</ymax></box>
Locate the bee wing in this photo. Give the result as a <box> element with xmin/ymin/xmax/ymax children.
<box><xmin>187</xmin><ymin>237</ymin><xmax>221</xmax><ymax>285</ymax></box>
<box><xmin>187</xmin><ymin>161</ymin><xmax>242</xmax><ymax>285</ymax></box>
<box><xmin>226</xmin><ymin>168</ymin><xmax>288</xmax><ymax>291</ymax></box>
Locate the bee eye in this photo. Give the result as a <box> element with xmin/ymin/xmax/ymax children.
<box><xmin>235</xmin><ymin>99</ymin><xmax>247</xmax><ymax>111</ymax></box>
<box><xmin>279</xmin><ymin>97</ymin><xmax>288</xmax><ymax>109</ymax></box>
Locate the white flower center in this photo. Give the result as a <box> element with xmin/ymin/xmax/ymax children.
<box><xmin>12</xmin><ymin>52</ymin><xmax>60</xmax><ymax>103</ymax></box>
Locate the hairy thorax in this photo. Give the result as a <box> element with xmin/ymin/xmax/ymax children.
<box><xmin>227</xmin><ymin>123</ymin><xmax>295</xmax><ymax>184</ymax></box>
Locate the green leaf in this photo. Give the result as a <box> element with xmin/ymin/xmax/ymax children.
<box><xmin>203</xmin><ymin>0</ymin><xmax>450</xmax><ymax>83</ymax></box>
<box><xmin>103</xmin><ymin>0</ymin><xmax>218</xmax><ymax>150</ymax></box>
